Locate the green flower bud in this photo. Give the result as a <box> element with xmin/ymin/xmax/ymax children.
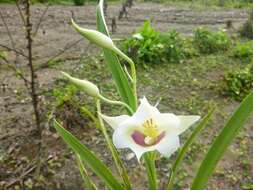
<box><xmin>61</xmin><ymin>71</ymin><xmax>100</xmax><ymax>98</ymax></box>
<box><xmin>71</xmin><ymin>19</ymin><xmax>115</xmax><ymax>50</ymax></box>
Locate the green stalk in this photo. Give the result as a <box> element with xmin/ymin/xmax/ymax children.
<box><xmin>144</xmin><ymin>152</ymin><xmax>158</xmax><ymax>190</ymax></box>
<box><xmin>96</xmin><ymin>99</ymin><xmax>132</xmax><ymax>190</ymax></box>
<box><xmin>99</xmin><ymin>94</ymin><xmax>134</xmax><ymax>114</ymax></box>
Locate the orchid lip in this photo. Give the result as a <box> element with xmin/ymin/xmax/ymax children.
<box><xmin>131</xmin><ymin>130</ymin><xmax>166</xmax><ymax>147</ymax></box>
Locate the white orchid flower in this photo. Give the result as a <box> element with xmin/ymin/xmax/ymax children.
<box><xmin>101</xmin><ymin>97</ymin><xmax>200</xmax><ymax>161</ymax></box>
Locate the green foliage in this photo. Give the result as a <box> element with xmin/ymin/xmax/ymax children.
<box><xmin>123</xmin><ymin>21</ymin><xmax>164</xmax><ymax>65</ymax></box>
<box><xmin>96</xmin><ymin>0</ymin><xmax>137</xmax><ymax>111</ymax></box>
<box><xmin>73</xmin><ymin>0</ymin><xmax>85</xmax><ymax>6</ymax></box>
<box><xmin>160</xmin><ymin>30</ymin><xmax>186</xmax><ymax>63</ymax></box>
<box><xmin>0</xmin><ymin>51</ymin><xmax>7</xmax><ymax>60</ymax></box>
<box><xmin>122</xmin><ymin>21</ymin><xmax>186</xmax><ymax>65</ymax></box>
<box><xmin>223</xmin><ymin>67</ymin><xmax>253</xmax><ymax>101</ymax></box>
<box><xmin>190</xmin><ymin>90</ymin><xmax>253</xmax><ymax>190</ymax></box>
<box><xmin>52</xmin><ymin>83</ymin><xmax>78</xmax><ymax>106</ymax></box>
<box><xmin>233</xmin><ymin>40</ymin><xmax>253</xmax><ymax>60</ymax></box>
<box><xmin>193</xmin><ymin>27</ymin><xmax>231</xmax><ymax>54</ymax></box>
<box><xmin>54</xmin><ymin>120</ymin><xmax>125</xmax><ymax>190</ymax></box>
<box><xmin>166</xmin><ymin>109</ymin><xmax>214</xmax><ymax>190</ymax></box>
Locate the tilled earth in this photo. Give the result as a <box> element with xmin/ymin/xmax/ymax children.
<box><xmin>0</xmin><ymin>3</ymin><xmax>252</xmax><ymax>190</ymax></box>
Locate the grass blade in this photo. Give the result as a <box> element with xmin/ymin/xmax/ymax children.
<box><xmin>166</xmin><ymin>108</ymin><xmax>215</xmax><ymax>190</ymax></box>
<box><xmin>190</xmin><ymin>91</ymin><xmax>253</xmax><ymax>190</ymax></box>
<box><xmin>54</xmin><ymin>120</ymin><xmax>125</xmax><ymax>190</ymax></box>
<box><xmin>96</xmin><ymin>0</ymin><xmax>137</xmax><ymax>111</ymax></box>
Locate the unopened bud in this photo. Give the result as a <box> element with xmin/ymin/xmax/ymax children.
<box><xmin>61</xmin><ymin>71</ymin><xmax>100</xmax><ymax>98</ymax></box>
<box><xmin>71</xmin><ymin>19</ymin><xmax>115</xmax><ymax>50</ymax></box>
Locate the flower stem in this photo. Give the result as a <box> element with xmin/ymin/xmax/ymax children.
<box><xmin>99</xmin><ymin>94</ymin><xmax>134</xmax><ymax>114</ymax></box>
<box><xmin>112</xmin><ymin>47</ymin><xmax>137</xmax><ymax>107</ymax></box>
<box><xmin>144</xmin><ymin>152</ymin><xmax>158</xmax><ymax>190</ymax></box>
<box><xmin>96</xmin><ymin>100</ymin><xmax>132</xmax><ymax>190</ymax></box>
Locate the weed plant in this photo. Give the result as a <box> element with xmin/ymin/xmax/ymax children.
<box><xmin>193</xmin><ymin>27</ymin><xmax>231</xmax><ymax>54</ymax></box>
<box><xmin>224</xmin><ymin>66</ymin><xmax>253</xmax><ymax>101</ymax></box>
<box><xmin>122</xmin><ymin>21</ymin><xmax>187</xmax><ymax>65</ymax></box>
<box><xmin>232</xmin><ymin>40</ymin><xmax>253</xmax><ymax>60</ymax></box>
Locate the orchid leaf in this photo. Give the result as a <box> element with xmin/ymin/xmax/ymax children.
<box><xmin>190</xmin><ymin>91</ymin><xmax>253</xmax><ymax>190</ymax></box>
<box><xmin>54</xmin><ymin>120</ymin><xmax>125</xmax><ymax>190</ymax></box>
<box><xmin>166</xmin><ymin>108</ymin><xmax>215</xmax><ymax>190</ymax></box>
<box><xmin>96</xmin><ymin>0</ymin><xmax>136</xmax><ymax>111</ymax></box>
<box><xmin>76</xmin><ymin>154</ymin><xmax>98</xmax><ymax>190</ymax></box>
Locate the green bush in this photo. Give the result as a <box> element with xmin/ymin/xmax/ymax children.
<box><xmin>122</xmin><ymin>21</ymin><xmax>165</xmax><ymax>65</ymax></box>
<box><xmin>160</xmin><ymin>30</ymin><xmax>186</xmax><ymax>63</ymax></box>
<box><xmin>193</xmin><ymin>27</ymin><xmax>231</xmax><ymax>54</ymax></box>
<box><xmin>232</xmin><ymin>40</ymin><xmax>253</xmax><ymax>59</ymax></box>
<box><xmin>223</xmin><ymin>67</ymin><xmax>253</xmax><ymax>101</ymax></box>
<box><xmin>52</xmin><ymin>84</ymin><xmax>78</xmax><ymax>106</ymax></box>
<box><xmin>122</xmin><ymin>21</ymin><xmax>187</xmax><ymax>65</ymax></box>
<box><xmin>73</xmin><ymin>0</ymin><xmax>85</xmax><ymax>5</ymax></box>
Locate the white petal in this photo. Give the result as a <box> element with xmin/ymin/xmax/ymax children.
<box><xmin>100</xmin><ymin>114</ymin><xmax>130</xmax><ymax>129</ymax></box>
<box><xmin>177</xmin><ymin>115</ymin><xmax>201</xmax><ymax>135</ymax></box>
<box><xmin>155</xmin><ymin>134</ymin><xmax>180</xmax><ymax>158</ymax></box>
<box><xmin>112</xmin><ymin>125</ymin><xmax>157</xmax><ymax>162</ymax></box>
<box><xmin>155</xmin><ymin>113</ymin><xmax>180</xmax><ymax>132</ymax></box>
<box><xmin>128</xmin><ymin>97</ymin><xmax>160</xmax><ymax>125</ymax></box>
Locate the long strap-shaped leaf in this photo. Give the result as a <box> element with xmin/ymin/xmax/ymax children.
<box><xmin>166</xmin><ymin>108</ymin><xmax>215</xmax><ymax>190</ymax></box>
<box><xmin>76</xmin><ymin>154</ymin><xmax>98</xmax><ymax>190</ymax></box>
<box><xmin>54</xmin><ymin>120</ymin><xmax>125</xmax><ymax>190</ymax></box>
<box><xmin>96</xmin><ymin>0</ymin><xmax>137</xmax><ymax>111</ymax></box>
<box><xmin>190</xmin><ymin>91</ymin><xmax>253</xmax><ymax>190</ymax></box>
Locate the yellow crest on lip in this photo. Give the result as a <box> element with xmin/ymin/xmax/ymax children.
<box><xmin>142</xmin><ymin>118</ymin><xmax>159</xmax><ymax>138</ymax></box>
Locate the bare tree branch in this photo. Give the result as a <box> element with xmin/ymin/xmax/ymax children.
<box><xmin>15</xmin><ymin>0</ymin><xmax>26</xmax><ymax>26</ymax></box>
<box><xmin>1</xmin><ymin>56</ymin><xmax>31</xmax><ymax>92</ymax></box>
<box><xmin>33</xmin><ymin>4</ymin><xmax>50</xmax><ymax>37</ymax></box>
<box><xmin>0</xmin><ymin>44</ymin><xmax>28</xmax><ymax>59</ymax></box>
<box><xmin>0</xmin><ymin>10</ymin><xmax>16</xmax><ymax>56</ymax></box>
<box><xmin>38</xmin><ymin>38</ymin><xmax>83</xmax><ymax>70</ymax></box>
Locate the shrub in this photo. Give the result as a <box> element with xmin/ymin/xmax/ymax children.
<box><xmin>122</xmin><ymin>20</ymin><xmax>165</xmax><ymax>65</ymax></box>
<box><xmin>160</xmin><ymin>30</ymin><xmax>185</xmax><ymax>63</ymax></box>
<box><xmin>193</xmin><ymin>27</ymin><xmax>231</xmax><ymax>54</ymax></box>
<box><xmin>232</xmin><ymin>40</ymin><xmax>253</xmax><ymax>60</ymax></box>
<box><xmin>223</xmin><ymin>67</ymin><xmax>253</xmax><ymax>101</ymax></box>
<box><xmin>52</xmin><ymin>83</ymin><xmax>78</xmax><ymax>106</ymax></box>
<box><xmin>123</xmin><ymin>21</ymin><xmax>187</xmax><ymax>65</ymax></box>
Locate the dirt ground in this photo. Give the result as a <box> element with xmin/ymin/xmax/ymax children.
<box><xmin>0</xmin><ymin>2</ymin><xmax>252</xmax><ymax>190</ymax></box>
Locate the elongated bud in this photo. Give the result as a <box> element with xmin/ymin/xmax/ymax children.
<box><xmin>71</xmin><ymin>19</ymin><xmax>135</xmax><ymax>68</ymax></box>
<box><xmin>71</xmin><ymin>19</ymin><xmax>115</xmax><ymax>50</ymax></box>
<box><xmin>61</xmin><ymin>71</ymin><xmax>100</xmax><ymax>98</ymax></box>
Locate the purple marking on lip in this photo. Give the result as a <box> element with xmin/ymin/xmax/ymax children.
<box><xmin>131</xmin><ymin>130</ymin><xmax>166</xmax><ymax>147</ymax></box>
